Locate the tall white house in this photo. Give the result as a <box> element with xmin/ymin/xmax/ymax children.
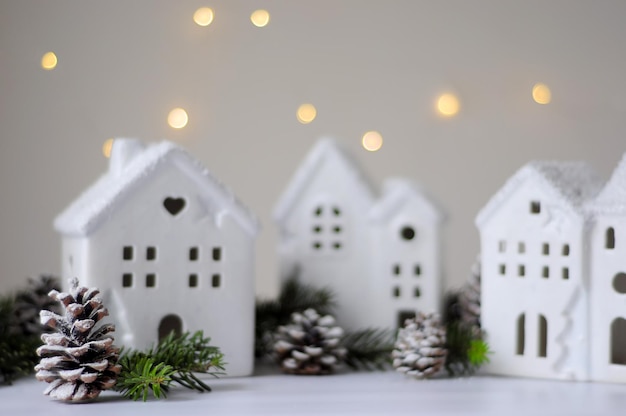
<box><xmin>476</xmin><ymin>161</ymin><xmax>603</xmax><ymax>380</ymax></box>
<box><xmin>589</xmin><ymin>153</ymin><xmax>626</xmax><ymax>383</ymax></box>
<box><xmin>274</xmin><ymin>138</ymin><xmax>444</xmax><ymax>330</ymax></box>
<box><xmin>54</xmin><ymin>139</ymin><xmax>259</xmax><ymax>377</ymax></box>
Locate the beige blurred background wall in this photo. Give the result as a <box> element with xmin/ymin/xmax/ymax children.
<box><xmin>0</xmin><ymin>0</ymin><xmax>625</xmax><ymax>298</ymax></box>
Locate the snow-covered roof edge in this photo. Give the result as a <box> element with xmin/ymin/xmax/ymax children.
<box><xmin>54</xmin><ymin>140</ymin><xmax>259</xmax><ymax>237</ymax></box>
<box><xmin>475</xmin><ymin>160</ymin><xmax>603</xmax><ymax>228</ymax></box>
<box><xmin>273</xmin><ymin>137</ymin><xmax>376</xmax><ymax>225</ymax></box>
<box><xmin>588</xmin><ymin>152</ymin><xmax>626</xmax><ymax>215</ymax></box>
<box><xmin>369</xmin><ymin>178</ymin><xmax>445</xmax><ymax>224</ymax></box>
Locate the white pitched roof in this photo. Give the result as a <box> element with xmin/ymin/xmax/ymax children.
<box><xmin>54</xmin><ymin>139</ymin><xmax>259</xmax><ymax>237</ymax></box>
<box><xmin>273</xmin><ymin>137</ymin><xmax>376</xmax><ymax>225</ymax></box>
<box><xmin>369</xmin><ymin>178</ymin><xmax>445</xmax><ymax>224</ymax></box>
<box><xmin>475</xmin><ymin>160</ymin><xmax>603</xmax><ymax>228</ymax></box>
<box><xmin>590</xmin><ymin>153</ymin><xmax>626</xmax><ymax>214</ymax></box>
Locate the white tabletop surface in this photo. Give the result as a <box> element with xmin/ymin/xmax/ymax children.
<box><xmin>2</xmin><ymin>367</ymin><xmax>625</xmax><ymax>415</ymax></box>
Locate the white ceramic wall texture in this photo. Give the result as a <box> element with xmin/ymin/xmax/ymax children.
<box><xmin>1</xmin><ymin>1</ymin><xmax>625</xmax><ymax>298</ymax></box>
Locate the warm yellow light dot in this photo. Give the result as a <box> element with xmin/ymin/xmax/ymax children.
<box><xmin>41</xmin><ymin>52</ymin><xmax>57</xmax><ymax>70</ymax></box>
<box><xmin>297</xmin><ymin>104</ymin><xmax>317</xmax><ymax>124</ymax></box>
<box><xmin>532</xmin><ymin>83</ymin><xmax>551</xmax><ymax>104</ymax></box>
<box><xmin>362</xmin><ymin>131</ymin><xmax>383</xmax><ymax>152</ymax></box>
<box><xmin>437</xmin><ymin>93</ymin><xmax>460</xmax><ymax>117</ymax></box>
<box><xmin>168</xmin><ymin>108</ymin><xmax>189</xmax><ymax>129</ymax></box>
<box><xmin>250</xmin><ymin>9</ymin><xmax>270</xmax><ymax>27</ymax></box>
<box><xmin>102</xmin><ymin>138</ymin><xmax>114</xmax><ymax>158</ymax></box>
<box><xmin>193</xmin><ymin>7</ymin><xmax>214</xmax><ymax>26</ymax></box>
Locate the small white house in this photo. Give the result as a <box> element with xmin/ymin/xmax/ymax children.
<box><xmin>589</xmin><ymin>153</ymin><xmax>626</xmax><ymax>383</ymax></box>
<box><xmin>476</xmin><ymin>161</ymin><xmax>603</xmax><ymax>381</ymax></box>
<box><xmin>54</xmin><ymin>139</ymin><xmax>259</xmax><ymax>377</ymax></box>
<box><xmin>273</xmin><ymin>138</ymin><xmax>444</xmax><ymax>330</ymax></box>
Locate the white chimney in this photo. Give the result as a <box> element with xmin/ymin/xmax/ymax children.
<box><xmin>109</xmin><ymin>138</ymin><xmax>144</xmax><ymax>176</ymax></box>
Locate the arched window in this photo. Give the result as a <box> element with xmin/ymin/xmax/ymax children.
<box><xmin>607</xmin><ymin>227</ymin><xmax>616</xmax><ymax>249</ymax></box>
<box><xmin>159</xmin><ymin>314</ymin><xmax>183</xmax><ymax>341</ymax></box>
<box><xmin>613</xmin><ymin>273</ymin><xmax>626</xmax><ymax>294</ymax></box>
<box><xmin>611</xmin><ymin>318</ymin><xmax>626</xmax><ymax>365</ymax></box>
<box><xmin>538</xmin><ymin>315</ymin><xmax>548</xmax><ymax>357</ymax></box>
<box><xmin>516</xmin><ymin>314</ymin><xmax>525</xmax><ymax>355</ymax></box>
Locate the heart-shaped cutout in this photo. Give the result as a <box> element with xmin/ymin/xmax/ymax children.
<box><xmin>163</xmin><ymin>197</ymin><xmax>186</xmax><ymax>216</ymax></box>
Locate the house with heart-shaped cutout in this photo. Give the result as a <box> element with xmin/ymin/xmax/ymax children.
<box><xmin>54</xmin><ymin>138</ymin><xmax>259</xmax><ymax>377</ymax></box>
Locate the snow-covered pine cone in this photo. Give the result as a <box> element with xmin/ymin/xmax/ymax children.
<box><xmin>35</xmin><ymin>278</ymin><xmax>121</xmax><ymax>402</ymax></box>
<box><xmin>273</xmin><ymin>308</ymin><xmax>347</xmax><ymax>375</ymax></box>
<box><xmin>10</xmin><ymin>275</ymin><xmax>61</xmax><ymax>337</ymax></box>
<box><xmin>459</xmin><ymin>259</ymin><xmax>481</xmax><ymax>330</ymax></box>
<box><xmin>392</xmin><ymin>312</ymin><xmax>447</xmax><ymax>379</ymax></box>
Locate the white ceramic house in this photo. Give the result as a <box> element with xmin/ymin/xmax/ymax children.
<box><xmin>54</xmin><ymin>139</ymin><xmax>259</xmax><ymax>377</ymax></box>
<box><xmin>369</xmin><ymin>179</ymin><xmax>444</xmax><ymax>329</ymax></box>
<box><xmin>274</xmin><ymin>138</ymin><xmax>443</xmax><ymax>330</ymax></box>
<box><xmin>589</xmin><ymin>153</ymin><xmax>626</xmax><ymax>383</ymax></box>
<box><xmin>476</xmin><ymin>161</ymin><xmax>603</xmax><ymax>381</ymax></box>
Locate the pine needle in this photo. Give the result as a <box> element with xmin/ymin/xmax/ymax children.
<box><xmin>116</xmin><ymin>331</ymin><xmax>225</xmax><ymax>401</ymax></box>
<box><xmin>341</xmin><ymin>328</ymin><xmax>395</xmax><ymax>371</ymax></box>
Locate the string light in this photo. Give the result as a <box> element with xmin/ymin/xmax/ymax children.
<box><xmin>168</xmin><ymin>108</ymin><xmax>189</xmax><ymax>129</ymax></box>
<box><xmin>532</xmin><ymin>83</ymin><xmax>551</xmax><ymax>104</ymax></box>
<box><xmin>193</xmin><ymin>7</ymin><xmax>214</xmax><ymax>26</ymax></box>
<box><xmin>362</xmin><ymin>131</ymin><xmax>383</xmax><ymax>152</ymax></box>
<box><xmin>296</xmin><ymin>104</ymin><xmax>317</xmax><ymax>124</ymax></box>
<box><xmin>250</xmin><ymin>10</ymin><xmax>270</xmax><ymax>27</ymax></box>
<box><xmin>102</xmin><ymin>138</ymin><xmax>114</xmax><ymax>158</ymax></box>
<box><xmin>41</xmin><ymin>52</ymin><xmax>57</xmax><ymax>70</ymax></box>
<box><xmin>436</xmin><ymin>93</ymin><xmax>460</xmax><ymax>117</ymax></box>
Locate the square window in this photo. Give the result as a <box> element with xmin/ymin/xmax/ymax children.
<box><xmin>212</xmin><ymin>247</ymin><xmax>221</xmax><ymax>261</ymax></box>
<box><xmin>189</xmin><ymin>247</ymin><xmax>199</xmax><ymax>261</ymax></box>
<box><xmin>413</xmin><ymin>287</ymin><xmax>421</xmax><ymax>298</ymax></box>
<box><xmin>542</xmin><ymin>266</ymin><xmax>549</xmax><ymax>279</ymax></box>
<box><xmin>146</xmin><ymin>246</ymin><xmax>156</xmax><ymax>261</ymax></box>
<box><xmin>562</xmin><ymin>268</ymin><xmax>569</xmax><ymax>280</ymax></box>
<box><xmin>518</xmin><ymin>265</ymin><xmax>525</xmax><ymax>277</ymax></box>
<box><xmin>312</xmin><ymin>242</ymin><xmax>322</xmax><ymax>250</ymax></box>
<box><xmin>530</xmin><ymin>201</ymin><xmax>541</xmax><ymax>214</ymax></box>
<box><xmin>212</xmin><ymin>274</ymin><xmax>221</xmax><ymax>288</ymax></box>
<box><xmin>393</xmin><ymin>264</ymin><xmax>401</xmax><ymax>275</ymax></box>
<box><xmin>499</xmin><ymin>264</ymin><xmax>506</xmax><ymax>275</ymax></box>
<box><xmin>123</xmin><ymin>246</ymin><xmax>133</xmax><ymax>260</ymax></box>
<box><xmin>562</xmin><ymin>244</ymin><xmax>570</xmax><ymax>256</ymax></box>
<box><xmin>542</xmin><ymin>243</ymin><xmax>550</xmax><ymax>255</ymax></box>
<box><xmin>122</xmin><ymin>273</ymin><xmax>132</xmax><ymax>287</ymax></box>
<box><xmin>146</xmin><ymin>274</ymin><xmax>156</xmax><ymax>288</ymax></box>
<box><xmin>518</xmin><ymin>242</ymin><xmax>526</xmax><ymax>254</ymax></box>
<box><xmin>414</xmin><ymin>264</ymin><xmax>421</xmax><ymax>276</ymax></box>
<box><xmin>498</xmin><ymin>241</ymin><xmax>506</xmax><ymax>253</ymax></box>
<box><xmin>393</xmin><ymin>286</ymin><xmax>401</xmax><ymax>298</ymax></box>
<box><xmin>189</xmin><ymin>274</ymin><xmax>198</xmax><ymax>288</ymax></box>
<box><xmin>332</xmin><ymin>242</ymin><xmax>342</xmax><ymax>250</ymax></box>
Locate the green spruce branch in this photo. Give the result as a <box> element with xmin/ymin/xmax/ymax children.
<box><xmin>341</xmin><ymin>328</ymin><xmax>395</xmax><ymax>371</ymax></box>
<box><xmin>116</xmin><ymin>331</ymin><xmax>225</xmax><ymax>401</ymax></box>
<box><xmin>0</xmin><ymin>276</ymin><xmax>61</xmax><ymax>385</ymax></box>
<box><xmin>443</xmin><ymin>291</ymin><xmax>490</xmax><ymax>376</ymax></box>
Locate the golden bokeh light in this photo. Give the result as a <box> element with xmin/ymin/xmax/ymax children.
<box><xmin>168</xmin><ymin>108</ymin><xmax>189</xmax><ymax>129</ymax></box>
<box><xmin>41</xmin><ymin>52</ymin><xmax>58</xmax><ymax>70</ymax></box>
<box><xmin>362</xmin><ymin>131</ymin><xmax>383</xmax><ymax>152</ymax></box>
<box><xmin>193</xmin><ymin>7</ymin><xmax>214</xmax><ymax>26</ymax></box>
<box><xmin>532</xmin><ymin>83</ymin><xmax>552</xmax><ymax>104</ymax></box>
<box><xmin>102</xmin><ymin>138</ymin><xmax>114</xmax><ymax>158</ymax></box>
<box><xmin>437</xmin><ymin>93</ymin><xmax>460</xmax><ymax>117</ymax></box>
<box><xmin>297</xmin><ymin>104</ymin><xmax>317</xmax><ymax>124</ymax></box>
<box><xmin>250</xmin><ymin>9</ymin><xmax>270</xmax><ymax>27</ymax></box>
